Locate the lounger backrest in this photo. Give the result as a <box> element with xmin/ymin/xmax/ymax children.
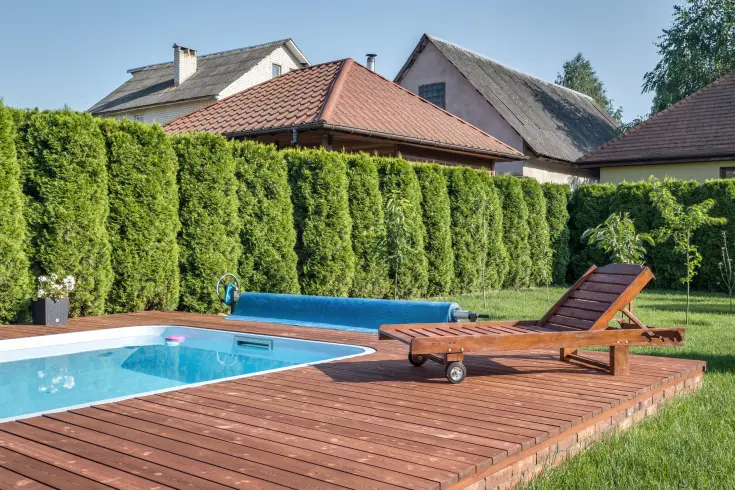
<box><xmin>537</xmin><ymin>264</ymin><xmax>653</xmax><ymax>331</ymax></box>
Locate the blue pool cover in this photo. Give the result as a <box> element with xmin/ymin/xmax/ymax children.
<box><xmin>227</xmin><ymin>292</ymin><xmax>460</xmax><ymax>333</ymax></box>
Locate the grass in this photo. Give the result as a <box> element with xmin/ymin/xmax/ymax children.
<box><xmin>433</xmin><ymin>287</ymin><xmax>735</xmax><ymax>489</ymax></box>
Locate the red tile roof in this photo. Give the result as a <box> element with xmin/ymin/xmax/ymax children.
<box><xmin>164</xmin><ymin>59</ymin><xmax>524</xmax><ymax>160</ymax></box>
<box><xmin>578</xmin><ymin>71</ymin><xmax>735</xmax><ymax>166</ymax></box>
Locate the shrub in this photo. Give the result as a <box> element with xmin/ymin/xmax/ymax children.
<box><xmin>444</xmin><ymin>167</ymin><xmax>488</xmax><ymax>293</ymax></box>
<box><xmin>99</xmin><ymin>119</ymin><xmax>180</xmax><ymax>312</ymax></box>
<box><xmin>493</xmin><ymin>175</ymin><xmax>531</xmax><ymax>288</ymax></box>
<box><xmin>481</xmin><ymin>173</ymin><xmax>509</xmax><ymax>289</ymax></box>
<box><xmin>24</xmin><ymin>110</ymin><xmax>113</xmax><ymax>316</ymax></box>
<box><xmin>567</xmin><ymin>183</ymin><xmax>614</xmax><ymax>281</ymax></box>
<box><xmin>286</xmin><ymin>148</ymin><xmax>354</xmax><ymax>296</ymax></box>
<box><xmin>174</xmin><ymin>133</ymin><xmax>240</xmax><ymax>313</ymax></box>
<box><xmin>414</xmin><ymin>163</ymin><xmax>453</xmax><ymax>296</ymax></box>
<box><xmin>693</xmin><ymin>180</ymin><xmax>735</xmax><ymax>290</ymax></box>
<box><xmin>233</xmin><ymin>141</ymin><xmax>300</xmax><ymax>295</ymax></box>
<box><xmin>542</xmin><ymin>183</ymin><xmax>571</xmax><ymax>284</ymax></box>
<box><xmin>0</xmin><ymin>103</ymin><xmax>31</xmax><ymax>322</ymax></box>
<box><xmin>521</xmin><ymin>178</ymin><xmax>552</xmax><ymax>286</ymax></box>
<box><xmin>345</xmin><ymin>153</ymin><xmax>390</xmax><ymax>298</ymax></box>
<box><xmin>377</xmin><ymin>157</ymin><xmax>428</xmax><ymax>298</ymax></box>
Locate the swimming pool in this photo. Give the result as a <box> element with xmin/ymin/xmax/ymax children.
<box><xmin>0</xmin><ymin>325</ymin><xmax>372</xmax><ymax>422</ymax></box>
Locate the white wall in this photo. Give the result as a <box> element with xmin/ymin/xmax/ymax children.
<box><xmin>219</xmin><ymin>45</ymin><xmax>302</xmax><ymax>99</ymax></box>
<box><xmin>111</xmin><ymin>99</ymin><xmax>214</xmax><ymax>125</ymax></box>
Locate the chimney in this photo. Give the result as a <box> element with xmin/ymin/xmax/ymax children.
<box><xmin>173</xmin><ymin>44</ymin><xmax>197</xmax><ymax>86</ymax></box>
<box><xmin>366</xmin><ymin>54</ymin><xmax>376</xmax><ymax>72</ymax></box>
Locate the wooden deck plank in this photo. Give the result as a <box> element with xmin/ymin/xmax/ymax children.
<box><xmin>0</xmin><ymin>312</ymin><xmax>706</xmax><ymax>490</ymax></box>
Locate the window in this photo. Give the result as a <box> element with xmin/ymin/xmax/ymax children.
<box><xmin>419</xmin><ymin>82</ymin><xmax>446</xmax><ymax>109</ymax></box>
<box><xmin>272</xmin><ymin>63</ymin><xmax>282</xmax><ymax>78</ymax></box>
<box><xmin>133</xmin><ymin>115</ymin><xmax>144</xmax><ymax>122</ymax></box>
<box><xmin>721</xmin><ymin>167</ymin><xmax>735</xmax><ymax>179</ymax></box>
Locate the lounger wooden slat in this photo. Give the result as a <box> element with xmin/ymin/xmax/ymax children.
<box><xmin>379</xmin><ymin>264</ymin><xmax>684</xmax><ymax>383</ymax></box>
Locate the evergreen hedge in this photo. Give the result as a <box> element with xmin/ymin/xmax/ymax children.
<box><xmin>480</xmin><ymin>173</ymin><xmax>509</xmax><ymax>289</ymax></box>
<box><xmin>521</xmin><ymin>178</ymin><xmax>552</xmax><ymax>286</ymax></box>
<box><xmin>414</xmin><ymin>163</ymin><xmax>453</xmax><ymax>296</ymax></box>
<box><xmin>24</xmin><ymin>110</ymin><xmax>113</xmax><ymax>316</ymax></box>
<box><xmin>0</xmin><ymin>103</ymin><xmax>30</xmax><ymax>322</ymax></box>
<box><xmin>174</xmin><ymin>133</ymin><xmax>240</xmax><ymax>313</ymax></box>
<box><xmin>99</xmin><ymin>119</ymin><xmax>180</xmax><ymax>313</ymax></box>
<box><xmin>346</xmin><ymin>153</ymin><xmax>389</xmax><ymax>298</ymax></box>
<box><xmin>444</xmin><ymin>167</ymin><xmax>488</xmax><ymax>293</ymax></box>
<box><xmin>286</xmin><ymin>148</ymin><xmax>355</xmax><ymax>296</ymax></box>
<box><xmin>494</xmin><ymin>175</ymin><xmax>531</xmax><ymax>288</ymax></box>
<box><xmin>377</xmin><ymin>157</ymin><xmax>429</xmax><ymax>298</ymax></box>
<box><xmin>542</xmin><ymin>183</ymin><xmax>571</xmax><ymax>284</ymax></box>
<box><xmin>567</xmin><ymin>183</ymin><xmax>615</xmax><ymax>281</ymax></box>
<box><xmin>233</xmin><ymin>141</ymin><xmax>300</xmax><ymax>295</ymax></box>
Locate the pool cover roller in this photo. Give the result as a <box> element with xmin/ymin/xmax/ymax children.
<box><xmin>227</xmin><ymin>292</ymin><xmax>461</xmax><ymax>333</ymax></box>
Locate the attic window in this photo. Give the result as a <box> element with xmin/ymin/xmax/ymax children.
<box><xmin>272</xmin><ymin>64</ymin><xmax>282</xmax><ymax>78</ymax></box>
<box><xmin>419</xmin><ymin>82</ymin><xmax>446</xmax><ymax>109</ymax></box>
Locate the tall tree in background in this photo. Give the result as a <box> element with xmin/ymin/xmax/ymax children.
<box><xmin>556</xmin><ymin>53</ymin><xmax>623</xmax><ymax>123</ymax></box>
<box><xmin>643</xmin><ymin>0</ymin><xmax>735</xmax><ymax>113</ymax></box>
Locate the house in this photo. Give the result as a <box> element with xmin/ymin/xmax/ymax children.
<box><xmin>394</xmin><ymin>34</ymin><xmax>620</xmax><ymax>184</ymax></box>
<box><xmin>164</xmin><ymin>58</ymin><xmax>525</xmax><ymax>168</ymax></box>
<box><xmin>88</xmin><ymin>39</ymin><xmax>309</xmax><ymax>125</ymax></box>
<box><xmin>577</xmin><ymin>72</ymin><xmax>735</xmax><ymax>184</ymax></box>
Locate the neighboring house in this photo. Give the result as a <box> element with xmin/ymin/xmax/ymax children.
<box><xmin>578</xmin><ymin>72</ymin><xmax>735</xmax><ymax>184</ymax></box>
<box><xmin>89</xmin><ymin>39</ymin><xmax>309</xmax><ymax>124</ymax></box>
<box><xmin>164</xmin><ymin>58</ymin><xmax>525</xmax><ymax>168</ymax></box>
<box><xmin>395</xmin><ymin>34</ymin><xmax>619</xmax><ymax>184</ymax></box>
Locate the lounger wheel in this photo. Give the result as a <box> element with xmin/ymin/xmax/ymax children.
<box><xmin>408</xmin><ymin>353</ymin><xmax>428</xmax><ymax>366</ymax></box>
<box><xmin>445</xmin><ymin>362</ymin><xmax>467</xmax><ymax>384</ymax></box>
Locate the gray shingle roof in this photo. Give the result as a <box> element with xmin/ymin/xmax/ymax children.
<box><xmin>89</xmin><ymin>39</ymin><xmax>303</xmax><ymax>115</ymax></box>
<box><xmin>395</xmin><ymin>35</ymin><xmax>619</xmax><ymax>163</ymax></box>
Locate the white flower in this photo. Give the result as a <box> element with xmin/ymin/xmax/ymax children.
<box><xmin>37</xmin><ymin>289</ymin><xmax>46</xmax><ymax>298</ymax></box>
<box><xmin>63</xmin><ymin>276</ymin><xmax>75</xmax><ymax>292</ymax></box>
<box><xmin>49</xmin><ymin>273</ymin><xmax>57</xmax><ymax>281</ymax></box>
<box><xmin>38</xmin><ymin>275</ymin><xmax>49</xmax><ymax>283</ymax></box>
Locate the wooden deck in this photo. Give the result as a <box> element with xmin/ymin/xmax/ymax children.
<box><xmin>0</xmin><ymin>312</ymin><xmax>705</xmax><ymax>490</ymax></box>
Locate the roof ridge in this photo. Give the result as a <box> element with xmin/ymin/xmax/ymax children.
<box><xmin>351</xmin><ymin>59</ymin><xmax>523</xmax><ymax>156</ymax></box>
<box><xmin>579</xmin><ymin>70</ymin><xmax>735</xmax><ymax>162</ymax></box>
<box><xmin>127</xmin><ymin>39</ymin><xmax>288</xmax><ymax>73</ymax></box>
<box><xmin>318</xmin><ymin>59</ymin><xmax>352</xmax><ymax>122</ymax></box>
<box><xmin>426</xmin><ymin>34</ymin><xmax>600</xmax><ymax>102</ymax></box>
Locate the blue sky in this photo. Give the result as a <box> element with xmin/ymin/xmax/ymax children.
<box><xmin>0</xmin><ymin>0</ymin><xmax>676</xmax><ymax>120</ymax></box>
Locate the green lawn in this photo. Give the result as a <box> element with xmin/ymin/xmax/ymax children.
<box><xmin>434</xmin><ymin>287</ymin><xmax>735</xmax><ymax>489</ymax></box>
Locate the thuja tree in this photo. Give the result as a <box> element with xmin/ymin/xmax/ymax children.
<box><xmin>233</xmin><ymin>141</ymin><xmax>299</xmax><ymax>295</ymax></box>
<box><xmin>414</xmin><ymin>163</ymin><xmax>453</xmax><ymax>296</ymax></box>
<box><xmin>377</xmin><ymin>157</ymin><xmax>428</xmax><ymax>298</ymax></box>
<box><xmin>520</xmin><ymin>178</ymin><xmax>552</xmax><ymax>287</ymax></box>
<box><xmin>24</xmin><ymin>110</ymin><xmax>113</xmax><ymax>316</ymax></box>
<box><xmin>286</xmin><ymin>148</ymin><xmax>355</xmax><ymax>296</ymax></box>
<box><xmin>345</xmin><ymin>153</ymin><xmax>389</xmax><ymax>298</ymax></box>
<box><xmin>174</xmin><ymin>133</ymin><xmax>241</xmax><ymax>313</ymax></box>
<box><xmin>494</xmin><ymin>175</ymin><xmax>531</xmax><ymax>288</ymax></box>
<box><xmin>99</xmin><ymin>119</ymin><xmax>180</xmax><ymax>312</ymax></box>
<box><xmin>444</xmin><ymin>166</ymin><xmax>488</xmax><ymax>294</ymax></box>
<box><xmin>542</xmin><ymin>183</ymin><xmax>571</xmax><ymax>284</ymax></box>
<box><xmin>0</xmin><ymin>103</ymin><xmax>31</xmax><ymax>322</ymax></box>
<box><xmin>650</xmin><ymin>178</ymin><xmax>726</xmax><ymax>324</ymax></box>
<box><xmin>481</xmin><ymin>173</ymin><xmax>509</xmax><ymax>290</ymax></box>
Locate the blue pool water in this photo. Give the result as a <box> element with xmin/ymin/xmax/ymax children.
<box><xmin>0</xmin><ymin>326</ymin><xmax>370</xmax><ymax>421</ymax></box>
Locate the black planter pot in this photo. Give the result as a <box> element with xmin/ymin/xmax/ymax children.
<box><xmin>31</xmin><ymin>297</ymin><xmax>69</xmax><ymax>326</ymax></box>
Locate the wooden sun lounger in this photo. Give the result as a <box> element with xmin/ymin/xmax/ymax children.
<box><xmin>378</xmin><ymin>264</ymin><xmax>685</xmax><ymax>383</ymax></box>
